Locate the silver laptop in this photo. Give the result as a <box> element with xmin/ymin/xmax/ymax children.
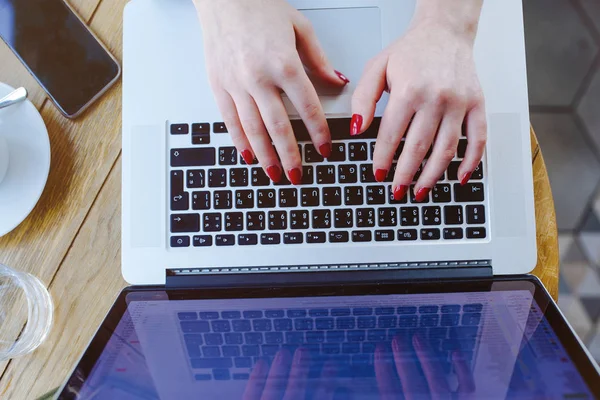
<box><xmin>121</xmin><ymin>0</ymin><xmax>536</xmax><ymax>285</ymax></box>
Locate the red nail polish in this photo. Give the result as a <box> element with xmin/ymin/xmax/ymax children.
<box><xmin>415</xmin><ymin>187</ymin><xmax>431</xmax><ymax>203</ymax></box>
<box><xmin>288</xmin><ymin>168</ymin><xmax>302</xmax><ymax>185</ymax></box>
<box><xmin>393</xmin><ymin>185</ymin><xmax>409</xmax><ymax>201</ymax></box>
<box><xmin>350</xmin><ymin>114</ymin><xmax>363</xmax><ymax>136</ymax></box>
<box><xmin>266</xmin><ymin>165</ymin><xmax>282</xmax><ymax>183</ymax></box>
<box><xmin>319</xmin><ymin>143</ymin><xmax>332</xmax><ymax>159</ymax></box>
<box><xmin>241</xmin><ymin>150</ymin><xmax>254</xmax><ymax>165</ymax></box>
<box><xmin>460</xmin><ymin>172</ymin><xmax>472</xmax><ymax>186</ymax></box>
<box><xmin>334</xmin><ymin>70</ymin><xmax>350</xmax><ymax>84</ymax></box>
<box><xmin>375</xmin><ymin>169</ymin><xmax>388</xmax><ymax>182</ymax></box>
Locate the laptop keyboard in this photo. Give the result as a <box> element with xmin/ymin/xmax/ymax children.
<box><xmin>177</xmin><ymin>303</ymin><xmax>483</xmax><ymax>381</ymax></box>
<box><xmin>168</xmin><ymin>117</ymin><xmax>488</xmax><ymax>248</ymax></box>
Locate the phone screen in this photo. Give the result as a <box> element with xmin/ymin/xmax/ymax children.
<box><xmin>0</xmin><ymin>0</ymin><xmax>120</xmax><ymax>117</ymax></box>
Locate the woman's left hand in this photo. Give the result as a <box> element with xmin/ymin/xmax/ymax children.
<box><xmin>351</xmin><ymin>16</ymin><xmax>487</xmax><ymax>202</ymax></box>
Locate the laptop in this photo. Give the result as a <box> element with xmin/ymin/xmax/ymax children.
<box><xmin>120</xmin><ymin>0</ymin><xmax>536</xmax><ymax>285</ymax></box>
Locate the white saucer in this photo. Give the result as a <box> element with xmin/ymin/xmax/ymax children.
<box><xmin>0</xmin><ymin>82</ymin><xmax>51</xmax><ymax>237</ymax></box>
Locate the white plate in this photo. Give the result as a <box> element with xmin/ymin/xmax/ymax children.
<box><xmin>0</xmin><ymin>82</ymin><xmax>51</xmax><ymax>237</ymax></box>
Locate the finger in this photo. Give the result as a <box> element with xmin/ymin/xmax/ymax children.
<box><xmin>351</xmin><ymin>55</ymin><xmax>388</xmax><ymax>136</ymax></box>
<box><xmin>242</xmin><ymin>359</ymin><xmax>270</xmax><ymax>400</ymax></box>
<box><xmin>283</xmin><ymin>348</ymin><xmax>310</xmax><ymax>400</ymax></box>
<box><xmin>261</xmin><ymin>350</ymin><xmax>293</xmax><ymax>400</ymax></box>
<box><xmin>375</xmin><ymin>345</ymin><xmax>403</xmax><ymax>400</ymax></box>
<box><xmin>412</xmin><ymin>334</ymin><xmax>450</xmax><ymax>398</ymax></box>
<box><xmin>393</xmin><ymin>109</ymin><xmax>442</xmax><ymax>203</ymax></box>
<box><xmin>392</xmin><ymin>336</ymin><xmax>429</xmax><ymax>400</ymax></box>
<box><xmin>280</xmin><ymin>70</ymin><xmax>332</xmax><ymax>159</ymax></box>
<box><xmin>293</xmin><ymin>14</ymin><xmax>350</xmax><ymax>86</ymax></box>
<box><xmin>233</xmin><ymin>93</ymin><xmax>283</xmax><ymax>183</ymax></box>
<box><xmin>213</xmin><ymin>90</ymin><xmax>256</xmax><ymax>165</ymax></box>
<box><xmin>253</xmin><ymin>89</ymin><xmax>303</xmax><ymax>184</ymax></box>
<box><xmin>372</xmin><ymin>95</ymin><xmax>414</xmax><ymax>183</ymax></box>
<box><xmin>312</xmin><ymin>360</ymin><xmax>339</xmax><ymax>400</ymax></box>
<box><xmin>458</xmin><ymin>102</ymin><xmax>487</xmax><ymax>185</ymax></box>
<box><xmin>452</xmin><ymin>352</ymin><xmax>476</xmax><ymax>395</ymax></box>
<box><xmin>416</xmin><ymin>110</ymin><xmax>464</xmax><ymax>193</ymax></box>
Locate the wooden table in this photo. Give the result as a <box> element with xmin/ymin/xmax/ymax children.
<box><xmin>0</xmin><ymin>1</ymin><xmax>559</xmax><ymax>397</ymax></box>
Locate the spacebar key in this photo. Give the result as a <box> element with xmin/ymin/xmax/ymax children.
<box><xmin>191</xmin><ymin>358</ymin><xmax>233</xmax><ymax>369</ymax></box>
<box><xmin>171</xmin><ymin>148</ymin><xmax>216</xmax><ymax>167</ymax></box>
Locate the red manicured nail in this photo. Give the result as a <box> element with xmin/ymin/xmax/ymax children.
<box><xmin>319</xmin><ymin>143</ymin><xmax>332</xmax><ymax>159</ymax></box>
<box><xmin>334</xmin><ymin>70</ymin><xmax>350</xmax><ymax>84</ymax></box>
<box><xmin>266</xmin><ymin>165</ymin><xmax>282</xmax><ymax>183</ymax></box>
<box><xmin>415</xmin><ymin>187</ymin><xmax>431</xmax><ymax>203</ymax></box>
<box><xmin>241</xmin><ymin>150</ymin><xmax>254</xmax><ymax>165</ymax></box>
<box><xmin>393</xmin><ymin>185</ymin><xmax>409</xmax><ymax>201</ymax></box>
<box><xmin>288</xmin><ymin>168</ymin><xmax>302</xmax><ymax>185</ymax></box>
<box><xmin>350</xmin><ymin>114</ymin><xmax>363</xmax><ymax>136</ymax></box>
<box><xmin>460</xmin><ymin>172</ymin><xmax>472</xmax><ymax>186</ymax></box>
<box><xmin>375</xmin><ymin>169</ymin><xmax>388</xmax><ymax>182</ymax></box>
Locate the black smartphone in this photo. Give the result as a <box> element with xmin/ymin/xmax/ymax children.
<box><xmin>0</xmin><ymin>0</ymin><xmax>120</xmax><ymax>118</ymax></box>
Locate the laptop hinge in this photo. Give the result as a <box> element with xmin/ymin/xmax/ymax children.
<box><xmin>166</xmin><ymin>260</ymin><xmax>492</xmax><ymax>289</ymax></box>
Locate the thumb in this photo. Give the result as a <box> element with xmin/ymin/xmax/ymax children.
<box><xmin>293</xmin><ymin>16</ymin><xmax>349</xmax><ymax>86</ymax></box>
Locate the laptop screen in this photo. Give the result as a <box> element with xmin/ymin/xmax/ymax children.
<box><xmin>58</xmin><ymin>277</ymin><xmax>599</xmax><ymax>399</ymax></box>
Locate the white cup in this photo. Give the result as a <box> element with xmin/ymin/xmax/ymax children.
<box><xmin>0</xmin><ymin>120</ymin><xmax>8</xmax><ymax>185</ymax></box>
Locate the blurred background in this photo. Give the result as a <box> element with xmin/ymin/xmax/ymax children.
<box><xmin>524</xmin><ymin>0</ymin><xmax>600</xmax><ymax>362</ymax></box>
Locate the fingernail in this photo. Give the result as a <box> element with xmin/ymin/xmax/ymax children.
<box><xmin>266</xmin><ymin>165</ymin><xmax>282</xmax><ymax>183</ymax></box>
<box><xmin>288</xmin><ymin>168</ymin><xmax>302</xmax><ymax>185</ymax></box>
<box><xmin>460</xmin><ymin>172</ymin><xmax>472</xmax><ymax>186</ymax></box>
<box><xmin>334</xmin><ymin>70</ymin><xmax>350</xmax><ymax>84</ymax></box>
<box><xmin>415</xmin><ymin>187</ymin><xmax>431</xmax><ymax>203</ymax></box>
<box><xmin>350</xmin><ymin>114</ymin><xmax>363</xmax><ymax>136</ymax></box>
<box><xmin>393</xmin><ymin>185</ymin><xmax>409</xmax><ymax>201</ymax></box>
<box><xmin>319</xmin><ymin>143</ymin><xmax>332</xmax><ymax>159</ymax></box>
<box><xmin>241</xmin><ymin>150</ymin><xmax>254</xmax><ymax>165</ymax></box>
<box><xmin>375</xmin><ymin>169</ymin><xmax>388</xmax><ymax>183</ymax></box>
<box><xmin>392</xmin><ymin>338</ymin><xmax>400</xmax><ymax>352</ymax></box>
<box><xmin>294</xmin><ymin>348</ymin><xmax>306</xmax><ymax>366</ymax></box>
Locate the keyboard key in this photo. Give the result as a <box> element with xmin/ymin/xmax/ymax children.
<box><xmin>348</xmin><ymin>330</ymin><xmax>366</xmax><ymax>342</ymax></box>
<box><xmin>454</xmin><ymin>183</ymin><xmax>484</xmax><ymax>202</ymax></box>
<box><xmin>181</xmin><ymin>321</ymin><xmax>210</xmax><ymax>332</ymax></box>
<box><xmin>238</xmin><ymin>234</ymin><xmax>258</xmax><ymax>245</ymax></box>
<box><xmin>323</xmin><ymin>343</ymin><xmax>341</xmax><ymax>354</ymax></box>
<box><xmin>378</xmin><ymin>316</ymin><xmax>397</xmax><ymax>328</ymax></box>
<box><xmin>235</xmin><ymin>190</ymin><xmax>253</xmax><ymax>209</ymax></box>
<box><xmin>222</xmin><ymin>345</ymin><xmax>240</xmax><ymax>357</ymax></box>
<box><xmin>230</xmin><ymin>168</ymin><xmax>248</xmax><ymax>187</ymax></box>
<box><xmin>171</xmin><ymin>123</ymin><xmax>189</xmax><ymax>135</ymax></box>
<box><xmin>317</xmin><ymin>165</ymin><xmax>336</xmax><ymax>184</ymax></box>
<box><xmin>208</xmin><ymin>169</ymin><xmax>227</xmax><ymax>187</ymax></box>
<box><xmin>290</xmin><ymin>210</ymin><xmax>309</xmax><ymax>230</ymax></box>
<box><xmin>400</xmin><ymin>207</ymin><xmax>419</xmax><ymax>226</ymax></box>
<box><xmin>191</xmin><ymin>358</ymin><xmax>232</xmax><ymax>369</ymax></box>
<box><xmin>201</xmin><ymin>346</ymin><xmax>219</xmax><ymax>358</ymax></box>
<box><xmin>420</xmin><ymin>315</ymin><xmax>439</xmax><ymax>327</ymax></box>
<box><xmin>213</xmin><ymin>122</ymin><xmax>227</xmax><ymax>133</ymax></box>
<box><xmin>171</xmin><ymin>170</ymin><xmax>184</xmax><ymax>193</ymax></box>
<box><xmin>352</xmin><ymin>230</ymin><xmax>372</xmax><ymax>242</ymax></box>
<box><xmin>463</xmin><ymin>304</ymin><xmax>483</xmax><ymax>313</ymax></box>
<box><xmin>305</xmin><ymin>144</ymin><xmax>324</xmax><ymax>163</ymax></box>
<box><xmin>432</xmin><ymin>184</ymin><xmax>451</xmax><ymax>203</ymax></box>
<box><xmin>242</xmin><ymin>345</ymin><xmax>260</xmax><ymax>356</ymax></box>
<box><xmin>307</xmin><ymin>232</ymin><xmax>326</xmax><ymax>243</ymax></box>
<box><xmin>378</xmin><ymin>207</ymin><xmax>397</xmax><ymax>227</ymax></box>
<box><xmin>301</xmin><ymin>188</ymin><xmax>320</xmax><ymax>207</ymax></box>
<box><xmin>221</xmin><ymin>311</ymin><xmax>241</xmax><ymax>319</ymax></box>
<box><xmin>466</xmin><ymin>227</ymin><xmax>486</xmax><ymax>239</ymax></box>
<box><xmin>257</xmin><ymin>189</ymin><xmax>276</xmax><ymax>208</ymax></box>
<box><xmin>329</xmin><ymin>231</ymin><xmax>349</xmax><ymax>243</ymax></box>
<box><xmin>178</xmin><ymin>312</ymin><xmax>197</xmax><ymax>320</ymax></box>
<box><xmin>448</xmin><ymin>161</ymin><xmax>460</xmax><ymax>181</ymax></box>
<box><xmin>253</xmin><ymin>319</ymin><xmax>272</xmax><ymax>331</ymax></box>
<box><xmin>421</xmin><ymin>228</ymin><xmax>441</xmax><ymax>240</ymax></box>
<box><xmin>444</xmin><ymin>206</ymin><xmax>463</xmax><ymax>225</ymax></box>
<box><xmin>397</xmin><ymin>306</ymin><xmax>417</xmax><ymax>314</ymax></box>
<box><xmin>232</xmin><ymin>320</ymin><xmax>252</xmax><ymax>332</ymax></box>
<box><xmin>265</xmin><ymin>310</ymin><xmax>284</xmax><ymax>318</ymax></box>
<box><xmin>443</xmin><ymin>228</ymin><xmax>464</xmax><ymax>240</ymax></box>
<box><xmin>334</xmin><ymin>209</ymin><xmax>353</xmax><ymax>228</ymax></box>
<box><xmin>462</xmin><ymin>313</ymin><xmax>481</xmax><ymax>326</ymax></box>
<box><xmin>356</xmin><ymin>208</ymin><xmax>376</xmax><ymax>228</ymax></box>
<box><xmin>279</xmin><ymin>188</ymin><xmax>298</xmax><ymax>207</ymax></box>
<box><xmin>375</xmin><ymin>308</ymin><xmax>395</xmax><ymax>316</ymax></box>
<box><xmin>339</xmin><ymin>164</ymin><xmax>358</xmax><ymax>184</ymax></box>
<box><xmin>323</xmin><ymin>187</ymin><xmax>342</xmax><ymax>206</ymax></box>
<box><xmin>251</xmin><ymin>168</ymin><xmax>271</xmax><ymax>186</ymax></box>
<box><xmin>410</xmin><ymin>186</ymin><xmax>429</xmax><ymax>203</ymax></box>
<box><xmin>192</xmin><ymin>134</ymin><xmax>210</xmax><ymax>145</ymax></box>
<box><xmin>171</xmin><ymin>236</ymin><xmax>190</xmax><ymax>247</ymax></box>
<box><xmin>261</xmin><ymin>233</ymin><xmax>281</xmax><ymax>245</ymax></box>
<box><xmin>193</xmin><ymin>235</ymin><xmax>212</xmax><ymax>246</ymax></box>
<box><xmin>327</xmin><ymin>330</ymin><xmax>346</xmax><ymax>342</ymax></box>
<box><xmin>216</xmin><ymin>234</ymin><xmax>235</xmax><ymax>246</ymax></box>
<box><xmin>309</xmin><ymin>309</ymin><xmax>329</xmax><ymax>317</ymax></box>
<box><xmin>466</xmin><ymin>205</ymin><xmax>486</xmax><ymax>224</ymax></box>
<box><xmin>441</xmin><ymin>314</ymin><xmax>460</xmax><ymax>327</ymax></box>
<box><xmin>284</xmin><ymin>232</ymin><xmax>303</xmax><ymax>244</ymax></box>
<box><xmin>205</xmin><ymin>333</ymin><xmax>224</xmax><ymax>345</ymax></box>
<box><xmin>375</xmin><ymin>230</ymin><xmax>394</xmax><ymax>242</ymax></box>
<box><xmin>295</xmin><ymin>318</ymin><xmax>314</xmax><ymax>330</ymax></box>
<box><xmin>171</xmin><ymin>190</ymin><xmax>189</xmax><ymax>212</ymax></box>
<box><xmin>171</xmin><ymin>214</ymin><xmax>200</xmax><ymax>233</ymax></box>
<box><xmin>472</xmin><ymin>162</ymin><xmax>484</xmax><ymax>179</ymax></box>
<box><xmin>187</xmin><ymin>169</ymin><xmax>205</xmax><ymax>188</ymax></box>
<box><xmin>397</xmin><ymin>229</ymin><xmax>418</xmax><ymax>241</ymax></box>
<box><xmin>286</xmin><ymin>332</ymin><xmax>305</xmax><ymax>344</ymax></box>
<box><xmin>329</xmin><ymin>143</ymin><xmax>346</xmax><ymax>161</ymax></box>
<box><xmin>457</xmin><ymin>139</ymin><xmax>467</xmax><ymax>158</ymax></box>
<box><xmin>441</xmin><ymin>305</ymin><xmax>461</xmax><ymax>314</ymax></box>
<box><xmin>337</xmin><ymin>317</ymin><xmax>356</xmax><ymax>329</ymax></box>
<box><xmin>246</xmin><ymin>212</ymin><xmax>265</xmax><ymax>231</ymax></box>
<box><xmin>262</xmin><ymin>345</ymin><xmax>280</xmax><ymax>356</ymax></box>
<box><xmin>192</xmin><ymin>123</ymin><xmax>210</xmax><ymax>135</ymax></box>
<box><xmin>302</xmin><ymin>166</ymin><xmax>314</xmax><ymax>185</ymax></box>
<box><xmin>331</xmin><ymin>308</ymin><xmax>351</xmax><ymax>316</ymax></box>
<box><xmin>214</xmin><ymin>190</ymin><xmax>232</xmax><ymax>209</ymax></box>
<box><xmin>225</xmin><ymin>212</ymin><xmax>243</xmax><ymax>231</ymax></box>
<box><xmin>274</xmin><ymin>319</ymin><xmax>293</xmax><ymax>331</ymax></box>
<box><xmin>190</xmin><ymin>191</ymin><xmax>210</xmax><ymax>210</ymax></box>
<box><xmin>349</xmin><ymin>142</ymin><xmax>368</xmax><ymax>161</ymax></box>
<box><xmin>419</xmin><ymin>305</ymin><xmax>438</xmax><ymax>314</ymax></box>
<box><xmin>422</xmin><ymin>207</ymin><xmax>442</xmax><ymax>225</ymax></box>
<box><xmin>219</xmin><ymin>147</ymin><xmax>238</xmax><ymax>165</ymax></box>
<box><xmin>360</xmin><ymin>164</ymin><xmax>376</xmax><ymax>183</ymax></box>
<box><xmin>269</xmin><ymin>211</ymin><xmax>287</xmax><ymax>230</ymax></box>
<box><xmin>265</xmin><ymin>332</ymin><xmax>284</xmax><ymax>344</ymax></box>
<box><xmin>366</xmin><ymin>186</ymin><xmax>386</xmax><ymax>205</ymax></box>
<box><xmin>315</xmin><ymin>318</ymin><xmax>334</xmax><ymax>330</ymax></box>
<box><xmin>203</xmin><ymin>213</ymin><xmax>222</xmax><ymax>232</ymax></box>
<box><xmin>171</xmin><ymin>148</ymin><xmax>216</xmax><ymax>167</ymax></box>
<box><xmin>388</xmin><ymin>185</ymin><xmax>408</xmax><ymax>204</ymax></box>
<box><xmin>234</xmin><ymin>357</ymin><xmax>252</xmax><ymax>368</ymax></box>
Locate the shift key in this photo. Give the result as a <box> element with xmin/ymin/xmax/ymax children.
<box><xmin>171</xmin><ymin>214</ymin><xmax>200</xmax><ymax>233</ymax></box>
<box><xmin>171</xmin><ymin>148</ymin><xmax>216</xmax><ymax>167</ymax></box>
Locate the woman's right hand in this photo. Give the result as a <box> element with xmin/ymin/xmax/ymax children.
<box><xmin>194</xmin><ymin>0</ymin><xmax>349</xmax><ymax>184</ymax></box>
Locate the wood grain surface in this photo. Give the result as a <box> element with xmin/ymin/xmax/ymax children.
<box><xmin>0</xmin><ymin>1</ymin><xmax>559</xmax><ymax>397</ymax></box>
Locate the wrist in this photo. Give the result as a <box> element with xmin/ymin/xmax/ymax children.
<box><xmin>411</xmin><ymin>0</ymin><xmax>482</xmax><ymax>42</ymax></box>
